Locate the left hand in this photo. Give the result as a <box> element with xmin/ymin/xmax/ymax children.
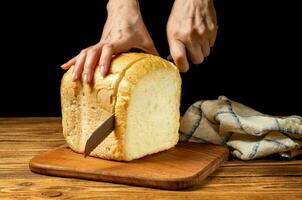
<box><xmin>61</xmin><ymin>0</ymin><xmax>158</xmax><ymax>83</ymax></box>
<box><xmin>167</xmin><ymin>0</ymin><xmax>217</xmax><ymax>72</ymax></box>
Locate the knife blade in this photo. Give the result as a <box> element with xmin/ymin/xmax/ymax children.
<box><xmin>167</xmin><ymin>54</ymin><xmax>174</xmax><ymax>63</ymax></box>
<box><xmin>84</xmin><ymin>114</ymin><xmax>115</xmax><ymax>157</ymax></box>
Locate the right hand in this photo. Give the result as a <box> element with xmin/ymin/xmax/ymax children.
<box><xmin>167</xmin><ymin>0</ymin><xmax>217</xmax><ymax>72</ymax></box>
<box><xmin>61</xmin><ymin>0</ymin><xmax>158</xmax><ymax>83</ymax></box>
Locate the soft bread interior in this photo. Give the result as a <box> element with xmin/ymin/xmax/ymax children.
<box><xmin>124</xmin><ymin>68</ymin><xmax>180</xmax><ymax>160</ymax></box>
<box><xmin>61</xmin><ymin>53</ymin><xmax>181</xmax><ymax>161</ymax></box>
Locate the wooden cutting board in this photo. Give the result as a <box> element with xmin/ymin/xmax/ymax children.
<box><xmin>29</xmin><ymin>142</ymin><xmax>229</xmax><ymax>190</ymax></box>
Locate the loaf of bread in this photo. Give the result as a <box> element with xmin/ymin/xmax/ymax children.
<box><xmin>61</xmin><ymin>53</ymin><xmax>181</xmax><ymax>161</ymax></box>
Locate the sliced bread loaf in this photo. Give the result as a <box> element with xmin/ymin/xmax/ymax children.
<box><xmin>61</xmin><ymin>53</ymin><xmax>181</xmax><ymax>161</ymax></box>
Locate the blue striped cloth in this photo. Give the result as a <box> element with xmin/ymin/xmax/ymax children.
<box><xmin>180</xmin><ymin>96</ymin><xmax>302</xmax><ymax>160</ymax></box>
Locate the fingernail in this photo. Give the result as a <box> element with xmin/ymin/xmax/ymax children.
<box><xmin>100</xmin><ymin>66</ymin><xmax>105</xmax><ymax>78</ymax></box>
<box><xmin>72</xmin><ymin>71</ymin><xmax>77</xmax><ymax>80</ymax></box>
<box><xmin>83</xmin><ymin>73</ymin><xmax>89</xmax><ymax>83</ymax></box>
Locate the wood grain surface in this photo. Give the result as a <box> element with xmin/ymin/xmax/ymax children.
<box><xmin>1</xmin><ymin>118</ymin><xmax>302</xmax><ymax>199</ymax></box>
<box><xmin>29</xmin><ymin>142</ymin><xmax>229</xmax><ymax>190</ymax></box>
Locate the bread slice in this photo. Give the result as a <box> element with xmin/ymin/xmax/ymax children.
<box><xmin>61</xmin><ymin>53</ymin><xmax>181</xmax><ymax>161</ymax></box>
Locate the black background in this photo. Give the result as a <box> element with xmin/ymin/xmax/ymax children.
<box><xmin>0</xmin><ymin>0</ymin><xmax>301</xmax><ymax>117</ymax></box>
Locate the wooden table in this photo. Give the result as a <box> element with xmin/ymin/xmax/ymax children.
<box><xmin>1</xmin><ymin>118</ymin><xmax>302</xmax><ymax>200</ymax></box>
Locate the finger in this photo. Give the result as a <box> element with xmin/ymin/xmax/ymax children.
<box><xmin>208</xmin><ymin>29</ymin><xmax>217</xmax><ymax>47</ymax></box>
<box><xmin>61</xmin><ymin>55</ymin><xmax>78</xmax><ymax>70</ymax></box>
<box><xmin>99</xmin><ymin>44</ymin><xmax>114</xmax><ymax>77</ymax></box>
<box><xmin>98</xmin><ymin>39</ymin><xmax>133</xmax><ymax>77</ymax></box>
<box><xmin>169</xmin><ymin>39</ymin><xmax>189</xmax><ymax>72</ymax></box>
<box><xmin>205</xmin><ymin>12</ymin><xmax>217</xmax><ymax>47</ymax></box>
<box><xmin>72</xmin><ymin>51</ymin><xmax>86</xmax><ymax>81</ymax></box>
<box><xmin>205</xmin><ymin>4</ymin><xmax>218</xmax><ymax>47</ymax></box>
<box><xmin>186</xmin><ymin>41</ymin><xmax>204</xmax><ymax>64</ymax></box>
<box><xmin>200</xmin><ymin>37</ymin><xmax>210</xmax><ymax>57</ymax></box>
<box><xmin>82</xmin><ymin>47</ymin><xmax>101</xmax><ymax>83</ymax></box>
<box><xmin>205</xmin><ymin>1</ymin><xmax>217</xmax><ymax>32</ymax></box>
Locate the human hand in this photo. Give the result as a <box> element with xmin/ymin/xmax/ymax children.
<box><xmin>61</xmin><ymin>0</ymin><xmax>158</xmax><ymax>83</ymax></box>
<box><xmin>167</xmin><ymin>0</ymin><xmax>217</xmax><ymax>72</ymax></box>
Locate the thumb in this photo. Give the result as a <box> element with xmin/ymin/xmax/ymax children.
<box><xmin>168</xmin><ymin>39</ymin><xmax>189</xmax><ymax>72</ymax></box>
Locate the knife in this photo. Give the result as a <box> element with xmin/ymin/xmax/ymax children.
<box><xmin>167</xmin><ymin>54</ymin><xmax>174</xmax><ymax>63</ymax></box>
<box><xmin>84</xmin><ymin>114</ymin><xmax>115</xmax><ymax>157</ymax></box>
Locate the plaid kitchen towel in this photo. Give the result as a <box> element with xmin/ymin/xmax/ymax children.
<box><xmin>180</xmin><ymin>96</ymin><xmax>302</xmax><ymax>160</ymax></box>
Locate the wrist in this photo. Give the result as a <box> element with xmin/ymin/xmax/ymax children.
<box><xmin>107</xmin><ymin>0</ymin><xmax>140</xmax><ymax>13</ymax></box>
